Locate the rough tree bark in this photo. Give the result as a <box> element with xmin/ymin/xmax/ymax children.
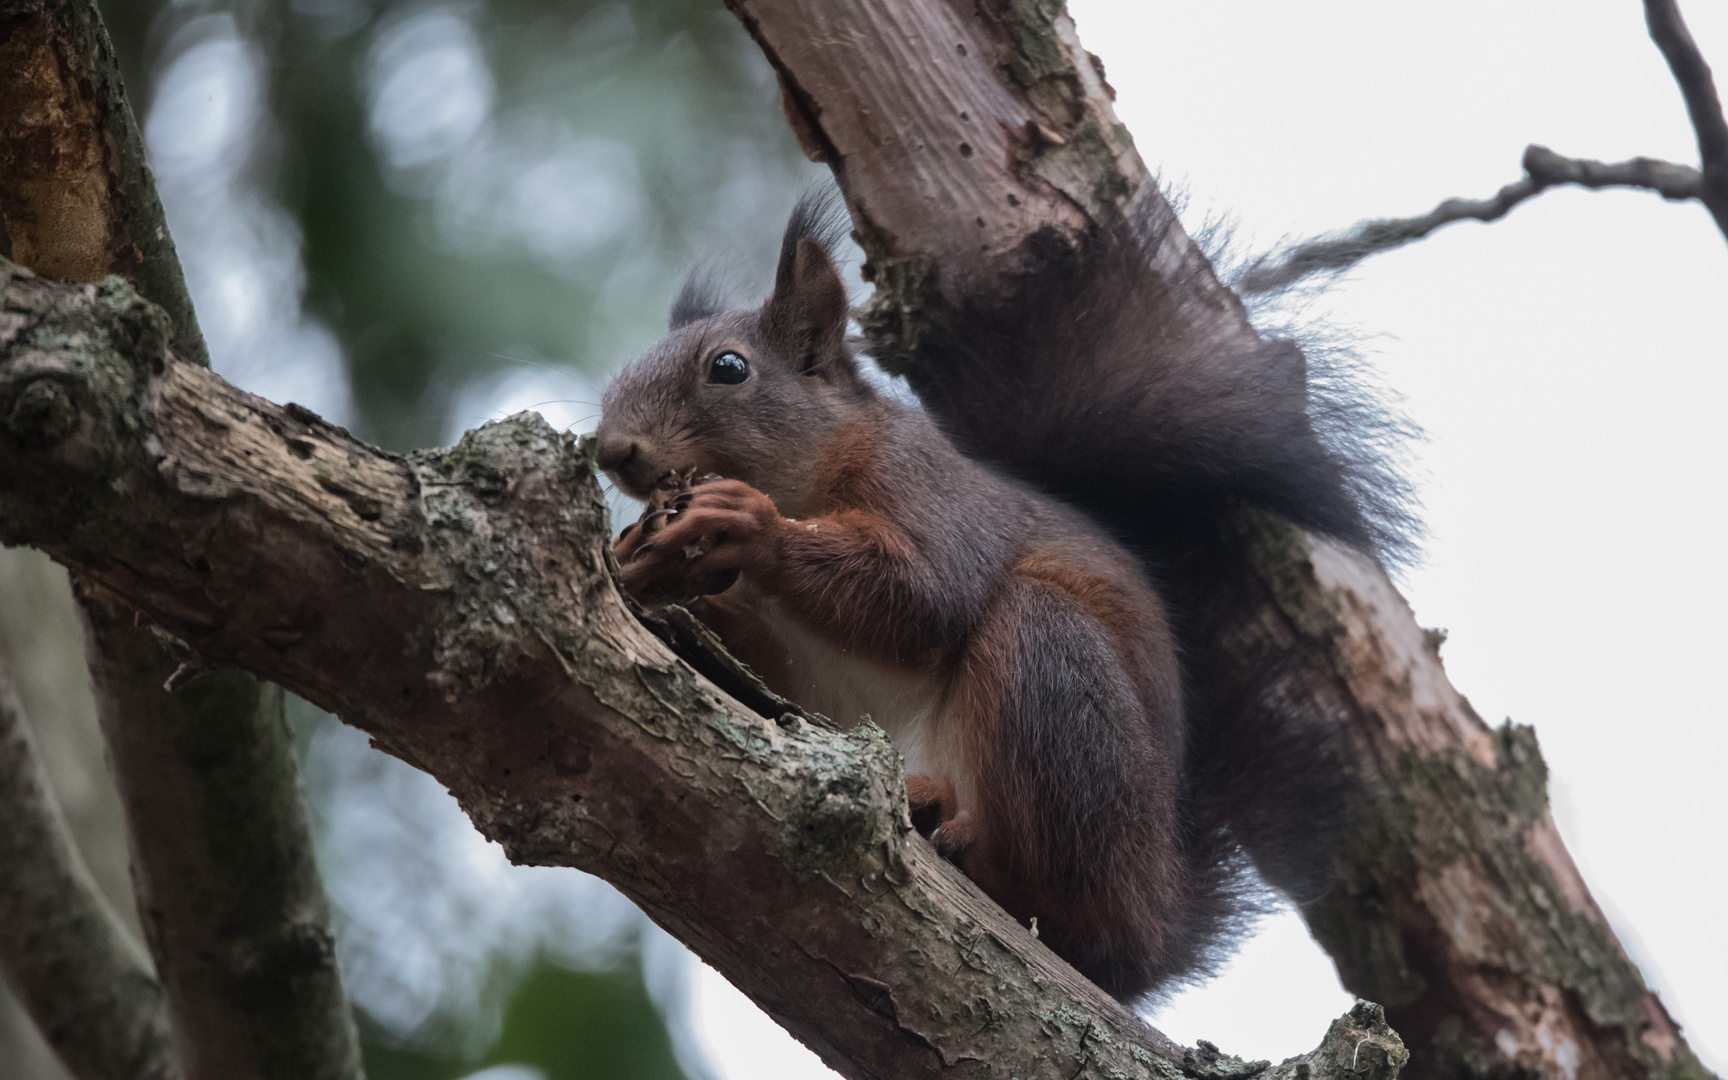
<box><xmin>722</xmin><ymin>3</ymin><xmax>1714</xmax><ymax>1080</ymax></box>
<box><xmin>0</xmin><ymin>0</ymin><xmax>362</xmax><ymax>1077</ymax></box>
<box><xmin>79</xmin><ymin>601</ymin><xmax>363</xmax><ymax>1080</ymax></box>
<box><xmin>0</xmin><ymin>0</ymin><xmax>204</xmax><ymax>366</ymax></box>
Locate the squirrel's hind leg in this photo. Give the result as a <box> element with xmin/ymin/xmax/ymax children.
<box><xmin>952</xmin><ymin>575</ymin><xmax>1191</xmax><ymax>1001</ymax></box>
<box><xmin>905</xmin><ymin>774</ymin><xmax>956</xmax><ymax>836</ymax></box>
<box><xmin>905</xmin><ymin>773</ymin><xmax>977</xmax><ymax>866</ymax></box>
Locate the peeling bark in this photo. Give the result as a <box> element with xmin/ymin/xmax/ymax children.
<box><xmin>0</xmin><ymin>257</ymin><xmax>1400</xmax><ymax>1080</ymax></box>
<box><xmin>722</xmin><ymin>0</ymin><xmax>1237</xmax><ymax>372</ymax></box>
<box><xmin>0</xmin><ymin>0</ymin><xmax>205</xmax><ymax>366</ymax></box>
<box><xmin>1232</xmin><ymin>521</ymin><xmax>1710</xmax><ymax>1080</ymax></box>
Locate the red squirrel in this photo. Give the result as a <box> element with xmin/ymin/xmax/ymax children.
<box><xmin>595</xmin><ymin>193</ymin><xmax>1413</xmax><ymax>1001</ymax></box>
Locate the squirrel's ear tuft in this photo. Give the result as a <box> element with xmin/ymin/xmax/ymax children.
<box><xmin>773</xmin><ymin>189</ymin><xmax>849</xmax><ymax>294</ymax></box>
<box><xmin>670</xmin><ymin>266</ymin><xmax>729</xmax><ymax>330</ymax></box>
<box><xmin>765</xmin><ymin>189</ymin><xmax>850</xmax><ymax>342</ymax></box>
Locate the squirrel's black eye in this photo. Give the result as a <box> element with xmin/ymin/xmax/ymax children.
<box><xmin>708</xmin><ymin>351</ymin><xmax>750</xmax><ymax>385</ymax></box>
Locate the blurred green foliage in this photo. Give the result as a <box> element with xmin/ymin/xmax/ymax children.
<box><xmin>361</xmin><ymin>958</ymin><xmax>689</xmax><ymax>1080</ymax></box>
<box><xmin>103</xmin><ymin>0</ymin><xmax>813</xmax><ymax>448</ymax></box>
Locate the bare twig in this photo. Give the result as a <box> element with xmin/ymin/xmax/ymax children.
<box><xmin>0</xmin><ymin>662</ymin><xmax>180</xmax><ymax>1080</ymax></box>
<box><xmin>1243</xmin><ymin>0</ymin><xmax>1728</xmax><ymax>295</ymax></box>
<box><xmin>1644</xmin><ymin>0</ymin><xmax>1728</xmax><ymax>234</ymax></box>
<box><xmin>1521</xmin><ymin>143</ymin><xmax>1705</xmax><ymax>198</ymax></box>
<box><xmin>1238</xmin><ymin>145</ymin><xmax>1705</xmax><ymax>294</ymax></box>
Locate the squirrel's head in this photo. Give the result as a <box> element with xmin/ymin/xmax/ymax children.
<box><xmin>596</xmin><ymin>193</ymin><xmax>870</xmax><ymax>515</ymax></box>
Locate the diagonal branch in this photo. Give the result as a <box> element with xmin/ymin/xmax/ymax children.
<box><xmin>78</xmin><ymin>598</ymin><xmax>365</xmax><ymax>1080</ymax></box>
<box><xmin>0</xmin><ymin>658</ymin><xmax>181</xmax><ymax>1080</ymax></box>
<box><xmin>1644</xmin><ymin>0</ymin><xmax>1728</xmax><ymax>234</ymax></box>
<box><xmin>1237</xmin><ymin>146</ymin><xmax>1707</xmax><ymax>294</ymax></box>
<box><xmin>0</xmin><ymin>254</ymin><xmax>1407</xmax><ymax>1080</ymax></box>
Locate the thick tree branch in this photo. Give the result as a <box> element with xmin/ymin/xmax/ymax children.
<box><xmin>79</xmin><ymin>599</ymin><xmax>363</xmax><ymax>1080</ymax></box>
<box><xmin>1223</xmin><ymin>517</ymin><xmax>1711</xmax><ymax>1080</ymax></box>
<box><xmin>723</xmin><ymin>0</ymin><xmax>1245</xmax><ymax>373</ymax></box>
<box><xmin>1237</xmin><ymin>146</ymin><xmax>1709</xmax><ymax>294</ymax></box>
<box><xmin>0</xmin><ymin>659</ymin><xmax>180</xmax><ymax>1080</ymax></box>
<box><xmin>1644</xmin><ymin>0</ymin><xmax>1728</xmax><ymax>235</ymax></box>
<box><xmin>721</xmin><ymin>3</ymin><xmax>1715</xmax><ymax>1079</ymax></box>
<box><xmin>0</xmin><ymin>1</ymin><xmax>363</xmax><ymax>1075</ymax></box>
<box><xmin>0</xmin><ymin>256</ymin><xmax>1405</xmax><ymax>1080</ymax></box>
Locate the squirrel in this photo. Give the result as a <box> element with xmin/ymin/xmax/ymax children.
<box><xmin>595</xmin><ymin>191</ymin><xmax>1414</xmax><ymax>1001</ymax></box>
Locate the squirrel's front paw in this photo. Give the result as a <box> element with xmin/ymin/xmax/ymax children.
<box><xmin>617</xmin><ymin>475</ymin><xmax>780</xmax><ymax>605</ymax></box>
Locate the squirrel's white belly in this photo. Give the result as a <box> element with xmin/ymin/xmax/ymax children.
<box><xmin>753</xmin><ymin>598</ymin><xmax>973</xmax><ymax>808</ymax></box>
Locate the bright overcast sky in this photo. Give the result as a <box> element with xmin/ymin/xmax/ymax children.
<box><xmin>691</xmin><ymin>1</ymin><xmax>1728</xmax><ymax>1076</ymax></box>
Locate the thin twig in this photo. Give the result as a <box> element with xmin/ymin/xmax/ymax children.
<box><xmin>1643</xmin><ymin>0</ymin><xmax>1728</xmax><ymax>235</ymax></box>
<box><xmin>1244</xmin><ymin>0</ymin><xmax>1728</xmax><ymax>294</ymax></box>
<box><xmin>1237</xmin><ymin>146</ymin><xmax>1706</xmax><ymax>294</ymax></box>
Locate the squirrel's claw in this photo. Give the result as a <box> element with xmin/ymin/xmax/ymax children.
<box><xmin>616</xmin><ymin>485</ymin><xmax>778</xmax><ymax>604</ymax></box>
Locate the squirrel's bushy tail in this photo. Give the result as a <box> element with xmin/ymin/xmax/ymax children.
<box><xmin>900</xmin><ymin>199</ymin><xmax>1416</xmax><ymax>569</ymax></box>
<box><xmin>893</xmin><ymin>193</ymin><xmax>1418</xmax><ymax>979</ymax></box>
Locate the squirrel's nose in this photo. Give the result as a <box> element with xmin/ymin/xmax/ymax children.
<box><xmin>596</xmin><ymin>432</ymin><xmax>638</xmax><ymax>473</ymax></box>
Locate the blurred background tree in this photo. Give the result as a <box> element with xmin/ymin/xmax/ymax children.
<box><xmin>0</xmin><ymin>0</ymin><xmax>821</xmax><ymax>1075</ymax></box>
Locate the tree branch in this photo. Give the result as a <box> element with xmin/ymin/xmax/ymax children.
<box><xmin>720</xmin><ymin>3</ymin><xmax>1715</xmax><ymax>1079</ymax></box>
<box><xmin>723</xmin><ymin>0</ymin><xmax>1243</xmax><ymax>372</ymax></box>
<box><xmin>78</xmin><ymin>595</ymin><xmax>364</xmax><ymax>1080</ymax></box>
<box><xmin>0</xmin><ymin>254</ymin><xmax>1406</xmax><ymax>1080</ymax></box>
<box><xmin>0</xmin><ymin>657</ymin><xmax>180</xmax><ymax>1080</ymax></box>
<box><xmin>1236</xmin><ymin>146</ymin><xmax>1708</xmax><ymax>295</ymax></box>
<box><xmin>1644</xmin><ymin>0</ymin><xmax>1728</xmax><ymax>235</ymax></box>
<box><xmin>0</xmin><ymin>1</ymin><xmax>362</xmax><ymax>1075</ymax></box>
